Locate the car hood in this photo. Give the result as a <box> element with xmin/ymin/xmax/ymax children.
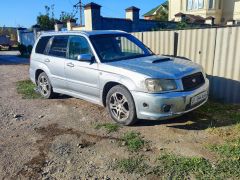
<box><xmin>105</xmin><ymin>55</ymin><xmax>202</xmax><ymax>79</ymax></box>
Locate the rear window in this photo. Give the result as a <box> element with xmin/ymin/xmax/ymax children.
<box><xmin>48</xmin><ymin>36</ymin><xmax>69</xmax><ymax>58</ymax></box>
<box><xmin>35</xmin><ymin>36</ymin><xmax>51</xmax><ymax>54</ymax></box>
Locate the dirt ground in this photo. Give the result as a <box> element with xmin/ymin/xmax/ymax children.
<box><xmin>0</xmin><ymin>62</ymin><xmax>226</xmax><ymax>179</ymax></box>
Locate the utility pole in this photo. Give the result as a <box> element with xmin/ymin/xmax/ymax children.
<box><xmin>74</xmin><ymin>0</ymin><xmax>84</xmax><ymax>26</ymax></box>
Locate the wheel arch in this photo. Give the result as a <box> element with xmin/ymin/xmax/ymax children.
<box><xmin>34</xmin><ymin>63</ymin><xmax>51</xmax><ymax>85</ymax></box>
<box><xmin>102</xmin><ymin>81</ymin><xmax>134</xmax><ymax>107</ymax></box>
<box><xmin>35</xmin><ymin>69</ymin><xmax>44</xmax><ymax>84</ymax></box>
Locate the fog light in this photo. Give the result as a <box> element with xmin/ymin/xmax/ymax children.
<box><xmin>143</xmin><ymin>103</ymin><xmax>149</xmax><ymax>108</ymax></box>
<box><xmin>162</xmin><ymin>105</ymin><xmax>172</xmax><ymax>113</ymax></box>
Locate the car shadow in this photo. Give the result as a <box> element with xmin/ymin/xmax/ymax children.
<box><xmin>54</xmin><ymin>94</ymin><xmax>72</xmax><ymax>99</ymax></box>
<box><xmin>135</xmin><ymin>111</ymin><xmax>237</xmax><ymax>131</ymax></box>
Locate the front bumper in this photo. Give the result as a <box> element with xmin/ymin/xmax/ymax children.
<box><xmin>131</xmin><ymin>79</ymin><xmax>209</xmax><ymax>120</ymax></box>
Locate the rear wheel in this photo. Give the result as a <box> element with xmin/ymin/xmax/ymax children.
<box><xmin>37</xmin><ymin>72</ymin><xmax>55</xmax><ymax>99</ymax></box>
<box><xmin>106</xmin><ymin>85</ymin><xmax>137</xmax><ymax>126</ymax></box>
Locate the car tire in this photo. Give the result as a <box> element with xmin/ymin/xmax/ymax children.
<box><xmin>37</xmin><ymin>72</ymin><xmax>55</xmax><ymax>99</ymax></box>
<box><xmin>106</xmin><ymin>85</ymin><xmax>138</xmax><ymax>126</ymax></box>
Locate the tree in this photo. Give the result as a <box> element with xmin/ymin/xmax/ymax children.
<box><xmin>37</xmin><ymin>5</ymin><xmax>56</xmax><ymax>30</ymax></box>
<box><xmin>59</xmin><ymin>11</ymin><xmax>77</xmax><ymax>22</ymax></box>
<box><xmin>36</xmin><ymin>5</ymin><xmax>77</xmax><ymax>30</ymax></box>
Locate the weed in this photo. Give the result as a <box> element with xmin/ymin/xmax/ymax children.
<box><xmin>209</xmin><ymin>139</ymin><xmax>240</xmax><ymax>159</ymax></box>
<box><xmin>122</xmin><ymin>131</ymin><xmax>145</xmax><ymax>151</ymax></box>
<box><xmin>115</xmin><ymin>152</ymin><xmax>240</xmax><ymax>179</ymax></box>
<box><xmin>16</xmin><ymin>80</ymin><xmax>41</xmax><ymax>99</ymax></box>
<box><xmin>152</xmin><ymin>153</ymin><xmax>240</xmax><ymax>179</ymax></box>
<box><xmin>94</xmin><ymin>123</ymin><xmax>120</xmax><ymax>133</ymax></box>
<box><xmin>152</xmin><ymin>154</ymin><xmax>213</xmax><ymax>179</ymax></box>
<box><xmin>207</xmin><ymin>138</ymin><xmax>240</xmax><ymax>179</ymax></box>
<box><xmin>116</xmin><ymin>156</ymin><xmax>149</xmax><ymax>174</ymax></box>
<box><xmin>213</xmin><ymin>159</ymin><xmax>240</xmax><ymax>179</ymax></box>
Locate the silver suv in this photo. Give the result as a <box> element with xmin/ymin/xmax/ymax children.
<box><xmin>30</xmin><ymin>30</ymin><xmax>209</xmax><ymax>125</ymax></box>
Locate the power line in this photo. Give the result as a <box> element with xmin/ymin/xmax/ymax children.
<box><xmin>73</xmin><ymin>0</ymin><xmax>85</xmax><ymax>26</ymax></box>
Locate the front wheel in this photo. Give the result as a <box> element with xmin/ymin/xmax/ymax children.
<box><xmin>106</xmin><ymin>85</ymin><xmax>138</xmax><ymax>126</ymax></box>
<box><xmin>37</xmin><ymin>72</ymin><xmax>55</xmax><ymax>99</ymax></box>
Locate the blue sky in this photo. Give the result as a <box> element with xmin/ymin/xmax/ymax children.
<box><xmin>0</xmin><ymin>0</ymin><xmax>165</xmax><ymax>28</ymax></box>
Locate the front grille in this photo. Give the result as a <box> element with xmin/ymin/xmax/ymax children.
<box><xmin>182</xmin><ymin>72</ymin><xmax>205</xmax><ymax>91</ymax></box>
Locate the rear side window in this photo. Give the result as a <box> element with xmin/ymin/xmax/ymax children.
<box><xmin>48</xmin><ymin>36</ymin><xmax>69</xmax><ymax>58</ymax></box>
<box><xmin>35</xmin><ymin>36</ymin><xmax>51</xmax><ymax>54</ymax></box>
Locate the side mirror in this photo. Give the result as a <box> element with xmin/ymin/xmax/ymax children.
<box><xmin>77</xmin><ymin>54</ymin><xmax>94</xmax><ymax>62</ymax></box>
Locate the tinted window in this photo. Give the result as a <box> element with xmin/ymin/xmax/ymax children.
<box><xmin>49</xmin><ymin>36</ymin><xmax>68</xmax><ymax>58</ymax></box>
<box><xmin>68</xmin><ymin>36</ymin><xmax>92</xmax><ymax>60</ymax></box>
<box><xmin>35</xmin><ymin>36</ymin><xmax>51</xmax><ymax>54</ymax></box>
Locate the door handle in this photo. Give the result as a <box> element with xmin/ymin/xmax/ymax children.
<box><xmin>44</xmin><ymin>59</ymin><xmax>50</xmax><ymax>62</ymax></box>
<box><xmin>67</xmin><ymin>62</ymin><xmax>74</xmax><ymax>67</ymax></box>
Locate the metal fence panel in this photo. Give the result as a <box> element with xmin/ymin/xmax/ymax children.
<box><xmin>177</xmin><ymin>28</ymin><xmax>217</xmax><ymax>75</ymax></box>
<box><xmin>141</xmin><ymin>31</ymin><xmax>175</xmax><ymax>56</ymax></box>
<box><xmin>211</xmin><ymin>27</ymin><xmax>240</xmax><ymax>103</ymax></box>
<box><xmin>132</xmin><ymin>32</ymin><xmax>143</xmax><ymax>42</ymax></box>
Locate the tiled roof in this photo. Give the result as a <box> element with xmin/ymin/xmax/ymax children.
<box><xmin>205</xmin><ymin>16</ymin><xmax>215</xmax><ymax>20</ymax></box>
<box><xmin>143</xmin><ymin>1</ymin><xmax>168</xmax><ymax>17</ymax></box>
<box><xmin>175</xmin><ymin>12</ymin><xmax>185</xmax><ymax>17</ymax></box>
<box><xmin>174</xmin><ymin>13</ymin><xmax>206</xmax><ymax>23</ymax></box>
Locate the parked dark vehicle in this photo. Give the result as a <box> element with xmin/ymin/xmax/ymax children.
<box><xmin>0</xmin><ymin>35</ymin><xmax>12</xmax><ymax>50</ymax></box>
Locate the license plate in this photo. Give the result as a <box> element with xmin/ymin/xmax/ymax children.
<box><xmin>191</xmin><ymin>91</ymin><xmax>208</xmax><ymax>106</ymax></box>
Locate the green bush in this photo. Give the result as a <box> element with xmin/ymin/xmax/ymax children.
<box><xmin>16</xmin><ymin>80</ymin><xmax>41</xmax><ymax>99</ymax></box>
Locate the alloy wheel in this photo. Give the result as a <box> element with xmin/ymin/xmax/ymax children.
<box><xmin>109</xmin><ymin>92</ymin><xmax>130</xmax><ymax>121</ymax></box>
<box><xmin>38</xmin><ymin>75</ymin><xmax>50</xmax><ymax>96</ymax></box>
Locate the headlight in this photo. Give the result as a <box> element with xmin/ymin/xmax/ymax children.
<box><xmin>145</xmin><ymin>79</ymin><xmax>177</xmax><ymax>92</ymax></box>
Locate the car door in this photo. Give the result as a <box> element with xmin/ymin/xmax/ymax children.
<box><xmin>65</xmin><ymin>35</ymin><xmax>100</xmax><ymax>101</ymax></box>
<box><xmin>46</xmin><ymin>35</ymin><xmax>69</xmax><ymax>90</ymax></box>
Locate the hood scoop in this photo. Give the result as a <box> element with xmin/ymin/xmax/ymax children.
<box><xmin>151</xmin><ymin>58</ymin><xmax>173</xmax><ymax>64</ymax></box>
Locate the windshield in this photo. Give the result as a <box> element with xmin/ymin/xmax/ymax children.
<box><xmin>89</xmin><ymin>34</ymin><xmax>153</xmax><ymax>62</ymax></box>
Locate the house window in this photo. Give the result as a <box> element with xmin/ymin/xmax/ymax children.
<box><xmin>187</xmin><ymin>0</ymin><xmax>193</xmax><ymax>10</ymax></box>
<box><xmin>187</xmin><ymin>0</ymin><xmax>204</xmax><ymax>10</ymax></box>
<box><xmin>198</xmin><ymin>0</ymin><xmax>204</xmax><ymax>9</ymax></box>
<box><xmin>193</xmin><ymin>0</ymin><xmax>198</xmax><ymax>9</ymax></box>
<box><xmin>209</xmin><ymin>0</ymin><xmax>214</xmax><ymax>9</ymax></box>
